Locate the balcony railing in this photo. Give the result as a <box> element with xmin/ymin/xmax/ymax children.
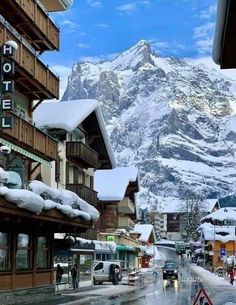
<box><xmin>118</xmin><ymin>197</ymin><xmax>135</xmax><ymax>214</ymax></box>
<box><xmin>118</xmin><ymin>217</ymin><xmax>135</xmax><ymax>230</ymax></box>
<box><xmin>0</xmin><ymin>23</ymin><xmax>59</xmax><ymax>100</ymax></box>
<box><xmin>0</xmin><ymin>0</ymin><xmax>59</xmax><ymax>52</ymax></box>
<box><xmin>77</xmin><ymin>228</ymin><xmax>97</xmax><ymax>240</ymax></box>
<box><xmin>66</xmin><ymin>142</ymin><xmax>99</xmax><ymax>169</ymax></box>
<box><xmin>1</xmin><ymin>112</ymin><xmax>58</xmax><ymax>161</ymax></box>
<box><xmin>66</xmin><ymin>184</ymin><xmax>97</xmax><ymax>207</ymax></box>
<box><xmin>40</xmin><ymin>0</ymin><xmax>73</xmax><ymax>12</ymax></box>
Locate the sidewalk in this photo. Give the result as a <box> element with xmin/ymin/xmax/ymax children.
<box><xmin>189</xmin><ymin>264</ymin><xmax>236</xmax><ymax>289</ymax></box>
<box><xmin>28</xmin><ymin>279</ymin><xmax>147</xmax><ymax>305</ymax></box>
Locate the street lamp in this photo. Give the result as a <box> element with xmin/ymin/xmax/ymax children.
<box><xmin>0</xmin><ymin>145</ymin><xmax>11</xmax><ymax>170</ymax></box>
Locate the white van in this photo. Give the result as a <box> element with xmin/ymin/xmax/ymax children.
<box><xmin>93</xmin><ymin>261</ymin><xmax>122</xmax><ymax>285</ymax></box>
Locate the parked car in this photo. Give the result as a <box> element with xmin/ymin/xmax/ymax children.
<box><xmin>93</xmin><ymin>261</ymin><xmax>122</xmax><ymax>285</ymax></box>
<box><xmin>162</xmin><ymin>261</ymin><xmax>178</xmax><ymax>280</ymax></box>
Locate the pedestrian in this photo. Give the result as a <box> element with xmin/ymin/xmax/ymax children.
<box><xmin>229</xmin><ymin>268</ymin><xmax>235</xmax><ymax>285</ymax></box>
<box><xmin>56</xmin><ymin>264</ymin><xmax>64</xmax><ymax>284</ymax></box>
<box><xmin>71</xmin><ymin>264</ymin><xmax>79</xmax><ymax>290</ymax></box>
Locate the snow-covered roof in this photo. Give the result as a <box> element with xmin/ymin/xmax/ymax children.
<box><xmin>94</xmin><ymin>167</ymin><xmax>138</xmax><ymax>201</ymax></box>
<box><xmin>133</xmin><ymin>224</ymin><xmax>155</xmax><ymax>243</ymax></box>
<box><xmin>34</xmin><ymin>99</ymin><xmax>116</xmax><ymax>168</ymax></box>
<box><xmin>0</xmin><ymin>169</ymin><xmax>99</xmax><ymax>222</ymax></box>
<box><xmin>201</xmin><ymin>207</ymin><xmax>236</xmax><ymax>222</ymax></box>
<box><xmin>199</xmin><ymin>222</ymin><xmax>236</xmax><ymax>242</ymax></box>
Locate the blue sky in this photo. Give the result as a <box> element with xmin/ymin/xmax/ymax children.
<box><xmin>42</xmin><ymin>0</ymin><xmax>220</xmax><ymax>97</ymax></box>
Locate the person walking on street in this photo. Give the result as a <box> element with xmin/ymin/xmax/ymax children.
<box><xmin>71</xmin><ymin>264</ymin><xmax>79</xmax><ymax>290</ymax></box>
<box><xmin>56</xmin><ymin>264</ymin><xmax>64</xmax><ymax>284</ymax></box>
<box><xmin>229</xmin><ymin>268</ymin><xmax>235</xmax><ymax>285</ymax></box>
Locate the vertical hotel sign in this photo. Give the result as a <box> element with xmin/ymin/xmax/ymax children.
<box><xmin>0</xmin><ymin>44</ymin><xmax>15</xmax><ymax>128</ymax></box>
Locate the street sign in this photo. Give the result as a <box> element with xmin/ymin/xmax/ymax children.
<box><xmin>220</xmin><ymin>248</ymin><xmax>226</xmax><ymax>256</ymax></box>
<box><xmin>193</xmin><ymin>288</ymin><xmax>213</xmax><ymax>305</ymax></box>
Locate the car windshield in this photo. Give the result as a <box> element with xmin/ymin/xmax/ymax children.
<box><xmin>164</xmin><ymin>263</ymin><xmax>177</xmax><ymax>269</ymax></box>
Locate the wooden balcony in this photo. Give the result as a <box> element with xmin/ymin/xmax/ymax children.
<box><xmin>118</xmin><ymin>217</ymin><xmax>135</xmax><ymax>231</ymax></box>
<box><xmin>1</xmin><ymin>111</ymin><xmax>58</xmax><ymax>161</ymax></box>
<box><xmin>118</xmin><ymin>197</ymin><xmax>135</xmax><ymax>214</ymax></box>
<box><xmin>66</xmin><ymin>142</ymin><xmax>99</xmax><ymax>169</ymax></box>
<box><xmin>0</xmin><ymin>23</ymin><xmax>59</xmax><ymax>100</ymax></box>
<box><xmin>40</xmin><ymin>0</ymin><xmax>73</xmax><ymax>12</ymax></box>
<box><xmin>77</xmin><ymin>228</ymin><xmax>98</xmax><ymax>240</ymax></box>
<box><xmin>0</xmin><ymin>0</ymin><xmax>59</xmax><ymax>52</ymax></box>
<box><xmin>66</xmin><ymin>183</ymin><xmax>97</xmax><ymax>207</ymax></box>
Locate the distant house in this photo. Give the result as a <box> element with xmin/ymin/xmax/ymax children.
<box><xmin>130</xmin><ymin>224</ymin><xmax>156</xmax><ymax>268</ymax></box>
<box><xmin>199</xmin><ymin>208</ymin><xmax>236</xmax><ymax>267</ymax></box>
<box><xmin>151</xmin><ymin>197</ymin><xmax>218</xmax><ymax>241</ymax></box>
<box><xmin>94</xmin><ymin>167</ymin><xmax>142</xmax><ymax>270</ymax></box>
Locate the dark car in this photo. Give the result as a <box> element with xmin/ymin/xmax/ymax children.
<box><xmin>162</xmin><ymin>261</ymin><xmax>178</xmax><ymax>280</ymax></box>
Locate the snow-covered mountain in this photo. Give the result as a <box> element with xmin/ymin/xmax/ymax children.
<box><xmin>62</xmin><ymin>40</ymin><xmax>236</xmax><ymax>210</ymax></box>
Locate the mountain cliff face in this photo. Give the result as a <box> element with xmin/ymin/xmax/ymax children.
<box><xmin>62</xmin><ymin>40</ymin><xmax>236</xmax><ymax>209</ymax></box>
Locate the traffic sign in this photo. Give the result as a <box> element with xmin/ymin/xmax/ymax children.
<box><xmin>220</xmin><ymin>248</ymin><xmax>226</xmax><ymax>256</ymax></box>
<box><xmin>193</xmin><ymin>288</ymin><xmax>213</xmax><ymax>305</ymax></box>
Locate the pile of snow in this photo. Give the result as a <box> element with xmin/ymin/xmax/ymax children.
<box><xmin>0</xmin><ymin>174</ymin><xmax>99</xmax><ymax>222</ymax></box>
<box><xmin>76</xmin><ymin>237</ymin><xmax>117</xmax><ymax>253</ymax></box>
<box><xmin>201</xmin><ymin>208</ymin><xmax>236</xmax><ymax>222</ymax></box>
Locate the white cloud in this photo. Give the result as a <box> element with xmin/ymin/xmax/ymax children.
<box><xmin>150</xmin><ymin>39</ymin><xmax>187</xmax><ymax>55</ymax></box>
<box><xmin>61</xmin><ymin>20</ymin><xmax>80</xmax><ymax>33</ymax></box>
<box><xmin>140</xmin><ymin>0</ymin><xmax>151</xmax><ymax>7</ymax></box>
<box><xmin>87</xmin><ymin>0</ymin><xmax>102</xmax><ymax>8</ymax></box>
<box><xmin>193</xmin><ymin>22</ymin><xmax>215</xmax><ymax>56</ymax></box>
<box><xmin>94</xmin><ymin>23</ymin><xmax>109</xmax><ymax>28</ymax></box>
<box><xmin>117</xmin><ymin>3</ymin><xmax>137</xmax><ymax>14</ymax></box>
<box><xmin>199</xmin><ymin>5</ymin><xmax>216</xmax><ymax>19</ymax></box>
<box><xmin>77</xmin><ymin>43</ymin><xmax>90</xmax><ymax>49</ymax></box>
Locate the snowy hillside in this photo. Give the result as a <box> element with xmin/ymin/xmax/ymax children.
<box><xmin>62</xmin><ymin>40</ymin><xmax>236</xmax><ymax>210</ymax></box>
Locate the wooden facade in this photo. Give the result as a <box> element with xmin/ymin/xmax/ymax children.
<box><xmin>0</xmin><ymin>23</ymin><xmax>59</xmax><ymax>100</ymax></box>
<box><xmin>1</xmin><ymin>111</ymin><xmax>58</xmax><ymax>161</ymax></box>
<box><xmin>0</xmin><ymin>0</ymin><xmax>59</xmax><ymax>52</ymax></box>
<box><xmin>0</xmin><ymin>197</ymin><xmax>92</xmax><ymax>292</ymax></box>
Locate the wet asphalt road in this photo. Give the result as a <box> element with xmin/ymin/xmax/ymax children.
<box><xmin>88</xmin><ymin>248</ymin><xmax>206</xmax><ymax>305</ymax></box>
<box><xmin>89</xmin><ymin>248</ymin><xmax>236</xmax><ymax>305</ymax></box>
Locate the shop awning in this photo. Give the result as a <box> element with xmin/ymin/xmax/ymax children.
<box><xmin>0</xmin><ymin>138</ymin><xmax>50</xmax><ymax>166</ymax></box>
<box><xmin>116</xmin><ymin>244</ymin><xmax>137</xmax><ymax>252</ymax></box>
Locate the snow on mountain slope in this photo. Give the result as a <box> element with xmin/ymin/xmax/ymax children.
<box><xmin>62</xmin><ymin>40</ymin><xmax>236</xmax><ymax>210</ymax></box>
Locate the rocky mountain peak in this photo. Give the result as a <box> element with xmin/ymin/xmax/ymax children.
<box><xmin>108</xmin><ymin>40</ymin><xmax>155</xmax><ymax>71</ymax></box>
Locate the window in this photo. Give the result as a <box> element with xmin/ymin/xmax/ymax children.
<box><xmin>16</xmin><ymin>234</ymin><xmax>31</xmax><ymax>270</ymax></box>
<box><xmin>36</xmin><ymin>236</ymin><xmax>49</xmax><ymax>269</ymax></box>
<box><xmin>94</xmin><ymin>262</ymin><xmax>103</xmax><ymax>271</ymax></box>
<box><xmin>0</xmin><ymin>232</ymin><xmax>10</xmax><ymax>271</ymax></box>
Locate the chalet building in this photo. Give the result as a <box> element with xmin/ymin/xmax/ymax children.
<box><xmin>34</xmin><ymin>99</ymin><xmax>116</xmax><ymax>287</ymax></box>
<box><xmin>199</xmin><ymin>208</ymin><xmax>236</xmax><ymax>268</ymax></box>
<box><xmin>0</xmin><ymin>1</ymin><xmax>100</xmax><ymax>303</ymax></box>
<box><xmin>130</xmin><ymin>224</ymin><xmax>156</xmax><ymax>268</ymax></box>
<box><xmin>94</xmin><ymin>167</ymin><xmax>143</xmax><ymax>270</ymax></box>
